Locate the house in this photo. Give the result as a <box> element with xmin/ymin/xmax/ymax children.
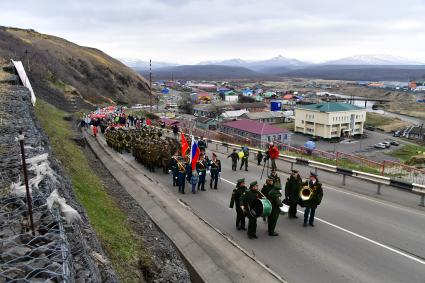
<box><xmin>219</xmin><ymin>119</ymin><xmax>291</xmax><ymax>144</ymax></box>
<box><xmin>294</xmin><ymin>102</ymin><xmax>366</xmax><ymax>138</ymax></box>
<box><xmin>195</xmin><ymin>116</ymin><xmax>218</xmax><ymax>130</ymax></box>
<box><xmin>240</xmin><ymin>111</ymin><xmax>286</xmax><ymax>124</ymax></box>
<box><xmin>220</xmin><ymin>109</ymin><xmax>248</xmax><ymax>120</ymax></box>
<box><xmin>193</xmin><ymin>104</ymin><xmax>219</xmax><ymax>118</ymax></box>
<box><xmin>230</xmin><ymin>102</ymin><xmax>268</xmax><ymax>112</ymax></box>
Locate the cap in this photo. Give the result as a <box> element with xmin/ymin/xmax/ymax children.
<box><xmin>250</xmin><ymin>181</ymin><xmax>258</xmax><ymax>187</ymax></box>
<box><xmin>237</xmin><ymin>178</ymin><xmax>245</xmax><ymax>184</ymax></box>
<box><xmin>271</xmin><ymin>168</ymin><xmax>276</xmax><ymax>172</ymax></box>
<box><xmin>266</xmin><ymin>178</ymin><xmax>273</xmax><ymax>182</ymax></box>
<box><xmin>310</xmin><ymin>171</ymin><xmax>318</xmax><ymax>177</ymax></box>
<box><xmin>291</xmin><ymin>169</ymin><xmax>299</xmax><ymax>173</ymax></box>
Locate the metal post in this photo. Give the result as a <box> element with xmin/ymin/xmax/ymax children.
<box><xmin>342</xmin><ymin>175</ymin><xmax>346</xmax><ymax>186</ymax></box>
<box><xmin>314</xmin><ymin>167</ymin><xmax>318</xmax><ymax>175</ymax></box>
<box><xmin>226</xmin><ymin>145</ymin><xmax>229</xmax><ymax>153</ymax></box>
<box><xmin>215</xmin><ymin>143</ymin><xmax>218</xmax><ymax>150</ymax></box>
<box><xmin>149</xmin><ymin>59</ymin><xmax>152</xmax><ymax>113</ymax></box>
<box><xmin>419</xmin><ymin>195</ymin><xmax>424</xmax><ymax>207</ymax></box>
<box><xmin>18</xmin><ymin>130</ymin><xmax>35</xmax><ymax>236</ymax></box>
<box><xmin>376</xmin><ymin>183</ymin><xmax>381</xmax><ymax>195</ymax></box>
<box><xmin>290</xmin><ymin>162</ymin><xmax>294</xmax><ymax>171</ymax></box>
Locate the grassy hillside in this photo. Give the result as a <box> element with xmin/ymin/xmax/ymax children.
<box><xmin>0</xmin><ymin>26</ymin><xmax>150</xmax><ymax>110</ymax></box>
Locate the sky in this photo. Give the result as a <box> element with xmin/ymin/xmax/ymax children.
<box><xmin>1</xmin><ymin>0</ymin><xmax>424</xmax><ymax>64</ymax></box>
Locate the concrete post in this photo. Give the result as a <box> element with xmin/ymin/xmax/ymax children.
<box><xmin>342</xmin><ymin>175</ymin><xmax>346</xmax><ymax>186</ymax></box>
<box><xmin>215</xmin><ymin>143</ymin><xmax>218</xmax><ymax>150</ymax></box>
<box><xmin>376</xmin><ymin>183</ymin><xmax>381</xmax><ymax>195</ymax></box>
<box><xmin>226</xmin><ymin>146</ymin><xmax>229</xmax><ymax>153</ymax></box>
<box><xmin>419</xmin><ymin>195</ymin><xmax>425</xmax><ymax>207</ymax></box>
<box><xmin>290</xmin><ymin>162</ymin><xmax>294</xmax><ymax>171</ymax></box>
<box><xmin>314</xmin><ymin>167</ymin><xmax>318</xmax><ymax>175</ymax></box>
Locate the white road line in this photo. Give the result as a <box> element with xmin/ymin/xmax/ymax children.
<box><xmin>221</xmin><ymin>176</ymin><xmax>425</xmax><ymax>266</ymax></box>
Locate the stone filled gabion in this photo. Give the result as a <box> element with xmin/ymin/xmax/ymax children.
<box><xmin>0</xmin><ymin>84</ymin><xmax>117</xmax><ymax>282</ymax></box>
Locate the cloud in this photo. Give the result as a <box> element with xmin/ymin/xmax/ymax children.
<box><xmin>0</xmin><ymin>0</ymin><xmax>424</xmax><ymax>63</ymax></box>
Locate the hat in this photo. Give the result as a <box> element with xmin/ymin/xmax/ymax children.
<box><xmin>291</xmin><ymin>169</ymin><xmax>299</xmax><ymax>173</ymax></box>
<box><xmin>237</xmin><ymin>178</ymin><xmax>245</xmax><ymax>184</ymax></box>
<box><xmin>310</xmin><ymin>171</ymin><xmax>318</xmax><ymax>177</ymax></box>
<box><xmin>271</xmin><ymin>168</ymin><xmax>276</xmax><ymax>172</ymax></box>
<box><xmin>212</xmin><ymin>153</ymin><xmax>216</xmax><ymax>157</ymax></box>
<box><xmin>249</xmin><ymin>181</ymin><xmax>258</xmax><ymax>187</ymax></box>
<box><xmin>266</xmin><ymin>178</ymin><xmax>273</xmax><ymax>182</ymax></box>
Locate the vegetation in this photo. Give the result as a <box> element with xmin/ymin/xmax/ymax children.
<box><xmin>275</xmin><ymin>122</ymin><xmax>295</xmax><ymax>131</ymax></box>
<box><xmin>365</xmin><ymin>112</ymin><xmax>395</xmax><ymax>127</ymax></box>
<box><xmin>35</xmin><ymin>100</ymin><xmax>148</xmax><ymax>283</ymax></box>
<box><xmin>388</xmin><ymin>144</ymin><xmax>425</xmax><ymax>162</ymax></box>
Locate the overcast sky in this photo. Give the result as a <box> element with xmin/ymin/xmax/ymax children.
<box><xmin>1</xmin><ymin>0</ymin><xmax>424</xmax><ymax>64</ymax></box>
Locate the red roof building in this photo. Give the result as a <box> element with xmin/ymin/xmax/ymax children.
<box><xmin>219</xmin><ymin>119</ymin><xmax>291</xmax><ymax>144</ymax></box>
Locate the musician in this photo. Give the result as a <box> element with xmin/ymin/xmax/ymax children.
<box><xmin>269</xmin><ymin>169</ymin><xmax>282</xmax><ymax>189</ymax></box>
<box><xmin>240</xmin><ymin>181</ymin><xmax>261</xmax><ymax>239</ymax></box>
<box><xmin>229</xmin><ymin>178</ymin><xmax>248</xmax><ymax>230</ymax></box>
<box><xmin>268</xmin><ymin>142</ymin><xmax>280</xmax><ymax>171</ymax></box>
<box><xmin>196</xmin><ymin>155</ymin><xmax>207</xmax><ymax>191</ymax></box>
<box><xmin>227</xmin><ymin>149</ymin><xmax>239</xmax><ymax>171</ymax></box>
<box><xmin>170</xmin><ymin>155</ymin><xmax>178</xmax><ymax>187</ymax></box>
<box><xmin>240</xmin><ymin>146</ymin><xmax>249</xmax><ymax>171</ymax></box>
<box><xmin>177</xmin><ymin>158</ymin><xmax>186</xmax><ymax>194</ymax></box>
<box><xmin>285</xmin><ymin>169</ymin><xmax>303</xmax><ymax>219</ymax></box>
<box><xmin>267</xmin><ymin>182</ymin><xmax>283</xmax><ymax>236</ymax></box>
<box><xmin>303</xmin><ymin>172</ymin><xmax>323</xmax><ymax>227</ymax></box>
<box><xmin>261</xmin><ymin>178</ymin><xmax>275</xmax><ymax>222</ymax></box>
<box><xmin>209</xmin><ymin>153</ymin><xmax>221</xmax><ymax>189</ymax></box>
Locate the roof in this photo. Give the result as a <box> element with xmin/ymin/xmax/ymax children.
<box><xmin>230</xmin><ymin>102</ymin><xmax>267</xmax><ymax>110</ymax></box>
<box><xmin>220</xmin><ymin>119</ymin><xmax>289</xmax><ymax>135</ymax></box>
<box><xmin>195</xmin><ymin>116</ymin><xmax>216</xmax><ymax>124</ymax></box>
<box><xmin>241</xmin><ymin>111</ymin><xmax>285</xmax><ymax>119</ymax></box>
<box><xmin>220</xmin><ymin>109</ymin><xmax>248</xmax><ymax>118</ymax></box>
<box><xmin>296</xmin><ymin>102</ymin><xmax>364</xmax><ymax>113</ymax></box>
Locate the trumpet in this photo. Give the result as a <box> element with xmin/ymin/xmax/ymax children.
<box><xmin>299</xmin><ymin>186</ymin><xmax>313</xmax><ymax>201</ymax></box>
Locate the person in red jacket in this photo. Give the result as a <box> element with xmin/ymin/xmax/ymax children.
<box><xmin>268</xmin><ymin>142</ymin><xmax>279</xmax><ymax>171</ymax></box>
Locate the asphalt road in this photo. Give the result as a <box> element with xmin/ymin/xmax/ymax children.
<box><xmin>111</xmin><ymin>139</ymin><xmax>425</xmax><ymax>283</ymax></box>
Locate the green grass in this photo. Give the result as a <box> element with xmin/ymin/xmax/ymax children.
<box><xmin>365</xmin><ymin>112</ymin><xmax>396</xmax><ymax>127</ymax></box>
<box><xmin>35</xmin><ymin>100</ymin><xmax>148</xmax><ymax>282</ymax></box>
<box><xmin>388</xmin><ymin>144</ymin><xmax>425</xmax><ymax>162</ymax></box>
<box><xmin>275</xmin><ymin>122</ymin><xmax>295</xmax><ymax>131</ymax></box>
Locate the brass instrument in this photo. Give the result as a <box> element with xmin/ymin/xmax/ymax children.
<box><xmin>299</xmin><ymin>185</ymin><xmax>313</xmax><ymax>201</ymax></box>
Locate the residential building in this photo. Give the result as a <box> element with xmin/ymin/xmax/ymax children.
<box><xmin>195</xmin><ymin>116</ymin><xmax>218</xmax><ymax>130</ymax></box>
<box><xmin>219</xmin><ymin>119</ymin><xmax>291</xmax><ymax>144</ymax></box>
<box><xmin>240</xmin><ymin>111</ymin><xmax>286</xmax><ymax>124</ymax></box>
<box><xmin>294</xmin><ymin>102</ymin><xmax>366</xmax><ymax>138</ymax></box>
<box><xmin>193</xmin><ymin>104</ymin><xmax>219</xmax><ymax>118</ymax></box>
<box><xmin>220</xmin><ymin>109</ymin><xmax>248</xmax><ymax>120</ymax></box>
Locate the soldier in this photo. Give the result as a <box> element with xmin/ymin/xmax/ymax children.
<box><xmin>267</xmin><ymin>182</ymin><xmax>283</xmax><ymax>236</ymax></box>
<box><xmin>240</xmin><ymin>181</ymin><xmax>261</xmax><ymax>239</ymax></box>
<box><xmin>196</xmin><ymin>155</ymin><xmax>207</xmax><ymax>191</ymax></box>
<box><xmin>240</xmin><ymin>146</ymin><xmax>249</xmax><ymax>171</ymax></box>
<box><xmin>170</xmin><ymin>156</ymin><xmax>178</xmax><ymax>186</ymax></box>
<box><xmin>256</xmin><ymin>151</ymin><xmax>264</xmax><ymax>166</ymax></box>
<box><xmin>285</xmin><ymin>169</ymin><xmax>303</xmax><ymax>219</ymax></box>
<box><xmin>198</xmin><ymin>136</ymin><xmax>207</xmax><ymax>152</ymax></box>
<box><xmin>261</xmin><ymin>178</ymin><xmax>275</xmax><ymax>200</ymax></box>
<box><xmin>269</xmin><ymin>169</ymin><xmax>282</xmax><ymax>190</ymax></box>
<box><xmin>177</xmin><ymin>159</ymin><xmax>186</xmax><ymax>194</ymax></box>
<box><xmin>303</xmin><ymin>172</ymin><xmax>323</xmax><ymax>227</ymax></box>
<box><xmin>229</xmin><ymin>178</ymin><xmax>248</xmax><ymax>230</ymax></box>
<box><xmin>209</xmin><ymin>153</ymin><xmax>221</xmax><ymax>189</ymax></box>
<box><xmin>227</xmin><ymin>149</ymin><xmax>239</xmax><ymax>171</ymax></box>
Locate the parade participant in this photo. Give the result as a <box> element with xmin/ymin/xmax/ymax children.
<box><xmin>190</xmin><ymin>170</ymin><xmax>198</xmax><ymax>194</ymax></box>
<box><xmin>269</xmin><ymin>169</ymin><xmax>282</xmax><ymax>189</ymax></box>
<box><xmin>261</xmin><ymin>178</ymin><xmax>275</xmax><ymax>222</ymax></box>
<box><xmin>303</xmin><ymin>172</ymin><xmax>323</xmax><ymax>227</ymax></box>
<box><xmin>240</xmin><ymin>181</ymin><xmax>261</xmax><ymax>239</ymax></box>
<box><xmin>172</xmin><ymin>124</ymin><xmax>179</xmax><ymax>139</ymax></box>
<box><xmin>170</xmin><ymin>156</ymin><xmax>178</xmax><ymax>186</ymax></box>
<box><xmin>268</xmin><ymin>142</ymin><xmax>280</xmax><ymax>171</ymax></box>
<box><xmin>198</xmin><ymin>136</ymin><xmax>207</xmax><ymax>152</ymax></box>
<box><xmin>256</xmin><ymin>151</ymin><xmax>263</xmax><ymax>166</ymax></box>
<box><xmin>227</xmin><ymin>149</ymin><xmax>239</xmax><ymax>171</ymax></box>
<box><xmin>229</xmin><ymin>179</ymin><xmax>248</xmax><ymax>230</ymax></box>
<box><xmin>285</xmin><ymin>169</ymin><xmax>303</xmax><ymax>218</ymax></box>
<box><xmin>177</xmin><ymin>159</ymin><xmax>186</xmax><ymax>194</ymax></box>
<box><xmin>240</xmin><ymin>146</ymin><xmax>249</xmax><ymax>171</ymax></box>
<box><xmin>209</xmin><ymin>153</ymin><xmax>221</xmax><ymax>189</ymax></box>
<box><xmin>92</xmin><ymin>125</ymin><xmax>98</xmax><ymax>137</ymax></box>
<box><xmin>267</xmin><ymin>182</ymin><xmax>283</xmax><ymax>236</ymax></box>
<box><xmin>196</xmin><ymin>155</ymin><xmax>207</xmax><ymax>191</ymax></box>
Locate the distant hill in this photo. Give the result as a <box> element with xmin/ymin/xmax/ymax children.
<box><xmin>321</xmin><ymin>54</ymin><xmax>425</xmax><ymax>66</ymax></box>
<box><xmin>0</xmin><ymin>26</ymin><xmax>150</xmax><ymax>111</ymax></box>
<box><xmin>139</xmin><ymin>65</ymin><xmax>267</xmax><ymax>80</ymax></box>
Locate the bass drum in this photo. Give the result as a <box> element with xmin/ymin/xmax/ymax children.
<box><xmin>249</xmin><ymin>198</ymin><xmax>272</xmax><ymax>218</ymax></box>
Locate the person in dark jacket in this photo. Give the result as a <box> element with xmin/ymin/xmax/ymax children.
<box><xmin>303</xmin><ymin>172</ymin><xmax>323</xmax><ymax>227</ymax></box>
<box><xmin>198</xmin><ymin>136</ymin><xmax>207</xmax><ymax>151</ymax></box>
<box><xmin>240</xmin><ymin>181</ymin><xmax>261</xmax><ymax>239</ymax></box>
<box><xmin>209</xmin><ymin>153</ymin><xmax>221</xmax><ymax>189</ymax></box>
<box><xmin>267</xmin><ymin>184</ymin><xmax>283</xmax><ymax>236</ymax></box>
<box><xmin>285</xmin><ymin>169</ymin><xmax>303</xmax><ymax>218</ymax></box>
<box><xmin>229</xmin><ymin>179</ymin><xmax>248</xmax><ymax>230</ymax></box>
<box><xmin>227</xmin><ymin>149</ymin><xmax>239</xmax><ymax>171</ymax></box>
<box><xmin>256</xmin><ymin>151</ymin><xmax>263</xmax><ymax>166</ymax></box>
<box><xmin>196</xmin><ymin>156</ymin><xmax>207</xmax><ymax>191</ymax></box>
<box><xmin>240</xmin><ymin>147</ymin><xmax>249</xmax><ymax>171</ymax></box>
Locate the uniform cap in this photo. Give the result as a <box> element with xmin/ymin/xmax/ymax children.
<box><xmin>250</xmin><ymin>181</ymin><xmax>258</xmax><ymax>187</ymax></box>
<box><xmin>291</xmin><ymin>169</ymin><xmax>299</xmax><ymax>173</ymax></box>
<box><xmin>237</xmin><ymin>178</ymin><xmax>245</xmax><ymax>184</ymax></box>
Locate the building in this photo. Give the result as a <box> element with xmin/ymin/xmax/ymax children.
<box><xmin>195</xmin><ymin>116</ymin><xmax>218</xmax><ymax>130</ymax></box>
<box><xmin>240</xmin><ymin>111</ymin><xmax>286</xmax><ymax>124</ymax></box>
<box><xmin>294</xmin><ymin>102</ymin><xmax>366</xmax><ymax>138</ymax></box>
<box><xmin>219</xmin><ymin>119</ymin><xmax>291</xmax><ymax>144</ymax></box>
<box><xmin>220</xmin><ymin>109</ymin><xmax>248</xmax><ymax>120</ymax></box>
<box><xmin>193</xmin><ymin>104</ymin><xmax>219</xmax><ymax>118</ymax></box>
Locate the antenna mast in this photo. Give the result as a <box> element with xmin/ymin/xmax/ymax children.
<box><xmin>149</xmin><ymin>59</ymin><xmax>152</xmax><ymax>113</ymax></box>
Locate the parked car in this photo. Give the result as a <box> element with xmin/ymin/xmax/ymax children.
<box><xmin>393</xmin><ymin>130</ymin><xmax>401</xmax><ymax>137</ymax></box>
<box><xmin>374</xmin><ymin>143</ymin><xmax>386</xmax><ymax>149</ymax></box>
<box><xmin>390</xmin><ymin>141</ymin><xmax>399</xmax><ymax>146</ymax></box>
<box><xmin>381</xmin><ymin>141</ymin><xmax>391</xmax><ymax>148</ymax></box>
<box><xmin>366</xmin><ymin>126</ymin><xmax>376</xmax><ymax>131</ymax></box>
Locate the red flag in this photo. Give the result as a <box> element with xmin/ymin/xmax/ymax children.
<box><xmin>181</xmin><ymin>133</ymin><xmax>189</xmax><ymax>156</ymax></box>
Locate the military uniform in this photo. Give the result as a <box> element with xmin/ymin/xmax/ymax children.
<box><xmin>170</xmin><ymin>157</ymin><xmax>178</xmax><ymax>186</ymax></box>
<box><xmin>177</xmin><ymin>159</ymin><xmax>186</xmax><ymax>194</ymax></box>
<box><xmin>209</xmin><ymin>154</ymin><xmax>221</xmax><ymax>189</ymax></box>
<box><xmin>240</xmin><ymin>147</ymin><xmax>249</xmax><ymax>171</ymax></box>
<box><xmin>229</xmin><ymin>179</ymin><xmax>248</xmax><ymax>230</ymax></box>
<box><xmin>269</xmin><ymin>170</ymin><xmax>282</xmax><ymax>190</ymax></box>
<box><xmin>303</xmin><ymin>173</ymin><xmax>323</xmax><ymax>227</ymax></box>
<box><xmin>196</xmin><ymin>158</ymin><xmax>207</xmax><ymax>191</ymax></box>
<box><xmin>240</xmin><ymin>181</ymin><xmax>261</xmax><ymax>239</ymax></box>
<box><xmin>227</xmin><ymin>150</ymin><xmax>239</xmax><ymax>171</ymax></box>
<box><xmin>267</xmin><ymin>186</ymin><xmax>283</xmax><ymax>236</ymax></box>
<box><xmin>285</xmin><ymin>170</ymin><xmax>303</xmax><ymax>218</ymax></box>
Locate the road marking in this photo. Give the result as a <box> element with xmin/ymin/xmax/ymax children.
<box><xmin>221</xmin><ymin>176</ymin><xmax>425</xmax><ymax>266</ymax></box>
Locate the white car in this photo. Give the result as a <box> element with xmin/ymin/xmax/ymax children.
<box><xmin>381</xmin><ymin>141</ymin><xmax>391</xmax><ymax>148</ymax></box>
<box><xmin>374</xmin><ymin>143</ymin><xmax>386</xmax><ymax>149</ymax></box>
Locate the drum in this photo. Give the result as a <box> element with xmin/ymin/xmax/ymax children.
<box><xmin>249</xmin><ymin>198</ymin><xmax>272</xmax><ymax>218</ymax></box>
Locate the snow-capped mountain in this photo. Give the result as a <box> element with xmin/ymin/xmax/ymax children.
<box><xmin>119</xmin><ymin>58</ymin><xmax>176</xmax><ymax>70</ymax></box>
<box><xmin>322</xmin><ymin>54</ymin><xmax>425</xmax><ymax>65</ymax></box>
<box><xmin>197</xmin><ymin>58</ymin><xmax>247</xmax><ymax>67</ymax></box>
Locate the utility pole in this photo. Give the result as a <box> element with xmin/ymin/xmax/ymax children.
<box><xmin>149</xmin><ymin>59</ymin><xmax>152</xmax><ymax>113</ymax></box>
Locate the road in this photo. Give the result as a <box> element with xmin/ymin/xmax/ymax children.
<box><xmin>98</xmin><ymin>135</ymin><xmax>425</xmax><ymax>283</ymax></box>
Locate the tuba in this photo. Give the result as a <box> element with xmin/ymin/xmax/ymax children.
<box><xmin>299</xmin><ymin>186</ymin><xmax>313</xmax><ymax>201</ymax></box>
